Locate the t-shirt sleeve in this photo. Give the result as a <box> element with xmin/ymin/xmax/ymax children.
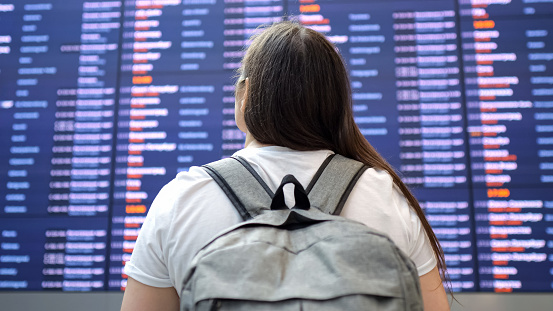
<box><xmin>397</xmin><ymin>187</ymin><xmax>437</xmax><ymax>276</ymax></box>
<box><xmin>409</xmin><ymin>216</ymin><xmax>438</xmax><ymax>276</ymax></box>
<box><xmin>341</xmin><ymin>168</ymin><xmax>437</xmax><ymax>277</ymax></box>
<box><xmin>123</xmin><ymin>180</ymin><xmax>178</xmax><ymax>288</ymax></box>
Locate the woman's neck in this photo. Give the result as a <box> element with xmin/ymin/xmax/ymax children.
<box><xmin>244</xmin><ymin>132</ymin><xmax>272</xmax><ymax>148</ymax></box>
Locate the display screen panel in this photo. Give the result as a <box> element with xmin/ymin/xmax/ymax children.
<box><xmin>1</xmin><ymin>0</ymin><xmax>552</xmax><ymax>292</ymax></box>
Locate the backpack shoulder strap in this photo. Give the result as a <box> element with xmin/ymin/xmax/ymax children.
<box><xmin>203</xmin><ymin>156</ymin><xmax>273</xmax><ymax>221</ymax></box>
<box><xmin>306</xmin><ymin>154</ymin><xmax>369</xmax><ymax>215</ymax></box>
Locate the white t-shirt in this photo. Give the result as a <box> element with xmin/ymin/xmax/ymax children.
<box><xmin>124</xmin><ymin>146</ymin><xmax>436</xmax><ymax>295</ymax></box>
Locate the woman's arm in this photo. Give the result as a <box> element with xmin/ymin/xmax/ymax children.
<box><xmin>419</xmin><ymin>266</ymin><xmax>450</xmax><ymax>311</ymax></box>
<box><xmin>121</xmin><ymin>277</ymin><xmax>179</xmax><ymax>311</ymax></box>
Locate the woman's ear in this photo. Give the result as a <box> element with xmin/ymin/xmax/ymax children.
<box><xmin>240</xmin><ymin>77</ymin><xmax>249</xmax><ymax>113</ymax></box>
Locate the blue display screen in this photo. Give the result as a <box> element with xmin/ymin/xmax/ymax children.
<box><xmin>0</xmin><ymin>0</ymin><xmax>552</xmax><ymax>292</ymax></box>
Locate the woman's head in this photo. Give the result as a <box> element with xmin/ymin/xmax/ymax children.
<box><xmin>235</xmin><ymin>21</ymin><xmax>353</xmax><ymax>152</ymax></box>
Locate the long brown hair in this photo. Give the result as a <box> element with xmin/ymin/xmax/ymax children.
<box><xmin>237</xmin><ymin>21</ymin><xmax>448</xmax><ymax>285</ymax></box>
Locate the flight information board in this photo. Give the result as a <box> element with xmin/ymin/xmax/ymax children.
<box><xmin>0</xmin><ymin>0</ymin><xmax>552</xmax><ymax>292</ymax></box>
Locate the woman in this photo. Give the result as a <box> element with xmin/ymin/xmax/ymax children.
<box><xmin>121</xmin><ymin>21</ymin><xmax>450</xmax><ymax>310</ymax></box>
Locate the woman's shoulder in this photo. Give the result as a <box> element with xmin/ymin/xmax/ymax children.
<box><xmin>341</xmin><ymin>165</ymin><xmax>416</xmax><ymax>245</ymax></box>
<box><xmin>149</xmin><ymin>166</ymin><xmax>220</xmax><ymax>216</ymax></box>
<box><xmin>358</xmin><ymin>166</ymin><xmax>395</xmax><ymax>184</ymax></box>
<box><xmin>148</xmin><ymin>164</ymin><xmax>241</xmax><ymax>244</ymax></box>
<box><xmin>174</xmin><ymin>165</ymin><xmax>213</xmax><ymax>184</ymax></box>
<box><xmin>156</xmin><ymin>166</ymin><xmax>212</xmax><ymax>198</ymax></box>
<box><xmin>347</xmin><ymin>166</ymin><xmax>402</xmax><ymax>211</ymax></box>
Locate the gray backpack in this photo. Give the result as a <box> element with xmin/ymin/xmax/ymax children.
<box><xmin>180</xmin><ymin>154</ymin><xmax>423</xmax><ymax>311</ymax></box>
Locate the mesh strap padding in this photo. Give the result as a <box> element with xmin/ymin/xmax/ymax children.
<box><xmin>307</xmin><ymin>154</ymin><xmax>369</xmax><ymax>215</ymax></box>
<box><xmin>203</xmin><ymin>157</ymin><xmax>273</xmax><ymax>221</ymax></box>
